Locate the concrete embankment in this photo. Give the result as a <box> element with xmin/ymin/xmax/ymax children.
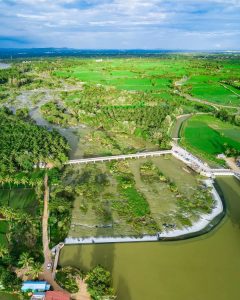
<box><xmin>64</xmin><ymin>179</ymin><xmax>224</xmax><ymax>245</ymax></box>
<box><xmin>62</xmin><ymin>144</ymin><xmax>239</xmax><ymax>245</ymax></box>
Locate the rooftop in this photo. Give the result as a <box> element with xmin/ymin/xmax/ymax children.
<box><xmin>21</xmin><ymin>281</ymin><xmax>51</xmax><ymax>292</ymax></box>
<box><xmin>46</xmin><ymin>291</ymin><xmax>70</xmax><ymax>300</ymax></box>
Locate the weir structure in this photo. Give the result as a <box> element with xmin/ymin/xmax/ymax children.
<box><xmin>67</xmin><ymin>150</ymin><xmax>172</xmax><ymax>164</ymax></box>
<box><xmin>66</xmin><ymin>143</ymin><xmax>240</xmax><ymax>179</ymax></box>
<box><xmin>60</xmin><ymin>142</ymin><xmax>240</xmax><ymax>246</ymax></box>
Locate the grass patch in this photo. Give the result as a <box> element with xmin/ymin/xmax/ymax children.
<box><xmin>115</xmin><ymin>185</ymin><xmax>150</xmax><ymax>217</ymax></box>
<box><xmin>0</xmin><ymin>221</ymin><xmax>9</xmax><ymax>247</ymax></box>
<box><xmin>0</xmin><ymin>188</ymin><xmax>37</xmax><ymax>214</ymax></box>
<box><xmin>180</xmin><ymin>114</ymin><xmax>240</xmax><ymax>164</ymax></box>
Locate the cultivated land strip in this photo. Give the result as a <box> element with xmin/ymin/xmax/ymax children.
<box><xmin>175</xmin><ymin>90</ymin><xmax>239</xmax><ymax>110</ymax></box>
<box><xmin>220</xmin><ymin>82</ymin><xmax>240</xmax><ymax>97</ymax></box>
<box><xmin>174</xmin><ymin>78</ymin><xmax>239</xmax><ymax>109</ymax></box>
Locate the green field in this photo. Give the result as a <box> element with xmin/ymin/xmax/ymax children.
<box><xmin>0</xmin><ymin>187</ymin><xmax>37</xmax><ymax>213</ymax></box>
<box><xmin>55</xmin><ymin>59</ymin><xmax>175</xmax><ymax>99</ymax></box>
<box><xmin>185</xmin><ymin>75</ymin><xmax>240</xmax><ymax>106</ymax></box>
<box><xmin>0</xmin><ymin>187</ymin><xmax>37</xmax><ymax>247</ymax></box>
<box><xmin>54</xmin><ymin>57</ymin><xmax>240</xmax><ymax>106</ymax></box>
<box><xmin>180</xmin><ymin>114</ymin><xmax>240</xmax><ymax>164</ymax></box>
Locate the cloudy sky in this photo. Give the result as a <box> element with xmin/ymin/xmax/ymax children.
<box><xmin>0</xmin><ymin>0</ymin><xmax>239</xmax><ymax>49</ymax></box>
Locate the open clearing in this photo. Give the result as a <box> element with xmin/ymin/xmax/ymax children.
<box><xmin>0</xmin><ymin>187</ymin><xmax>37</xmax><ymax>213</ymax></box>
<box><xmin>180</xmin><ymin>114</ymin><xmax>240</xmax><ymax>164</ymax></box>
<box><xmin>0</xmin><ymin>187</ymin><xmax>37</xmax><ymax>247</ymax></box>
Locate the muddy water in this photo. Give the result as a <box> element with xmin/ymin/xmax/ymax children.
<box><xmin>59</xmin><ymin>176</ymin><xmax>240</xmax><ymax>300</ymax></box>
<box><xmin>0</xmin><ymin>63</ymin><xmax>11</xmax><ymax>69</ymax></box>
<box><xmin>30</xmin><ymin>107</ymin><xmax>84</xmax><ymax>159</ymax></box>
<box><xmin>14</xmin><ymin>92</ymin><xmax>88</xmax><ymax>159</ymax></box>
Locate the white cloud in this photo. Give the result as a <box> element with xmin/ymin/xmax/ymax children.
<box><xmin>0</xmin><ymin>0</ymin><xmax>239</xmax><ymax>49</ymax></box>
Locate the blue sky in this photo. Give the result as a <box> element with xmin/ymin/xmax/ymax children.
<box><xmin>0</xmin><ymin>0</ymin><xmax>239</xmax><ymax>49</ymax></box>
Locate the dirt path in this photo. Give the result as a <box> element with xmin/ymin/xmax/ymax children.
<box><xmin>224</xmin><ymin>157</ymin><xmax>240</xmax><ymax>172</ymax></box>
<box><xmin>220</xmin><ymin>83</ymin><xmax>240</xmax><ymax>97</ymax></box>
<box><xmin>41</xmin><ymin>173</ymin><xmax>67</xmax><ymax>292</ymax></box>
<box><xmin>71</xmin><ymin>278</ymin><xmax>91</xmax><ymax>300</ymax></box>
<box><xmin>173</xmin><ymin>77</ymin><xmax>239</xmax><ymax>110</ymax></box>
<box><xmin>42</xmin><ymin>173</ymin><xmax>91</xmax><ymax>298</ymax></box>
<box><xmin>175</xmin><ymin>90</ymin><xmax>239</xmax><ymax>110</ymax></box>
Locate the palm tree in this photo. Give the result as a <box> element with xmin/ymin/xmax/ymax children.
<box><xmin>18</xmin><ymin>252</ymin><xmax>34</xmax><ymax>269</ymax></box>
<box><xmin>0</xmin><ymin>245</ymin><xmax>9</xmax><ymax>258</ymax></box>
<box><xmin>27</xmin><ymin>262</ymin><xmax>43</xmax><ymax>280</ymax></box>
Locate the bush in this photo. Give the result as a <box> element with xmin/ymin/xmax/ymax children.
<box><xmin>56</xmin><ymin>267</ymin><xmax>81</xmax><ymax>293</ymax></box>
<box><xmin>86</xmin><ymin>266</ymin><xmax>115</xmax><ymax>300</ymax></box>
<box><xmin>0</xmin><ymin>267</ymin><xmax>21</xmax><ymax>291</ymax></box>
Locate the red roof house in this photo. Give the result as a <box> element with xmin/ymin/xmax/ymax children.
<box><xmin>45</xmin><ymin>291</ymin><xmax>70</xmax><ymax>300</ymax></box>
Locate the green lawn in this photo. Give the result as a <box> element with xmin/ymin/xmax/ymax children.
<box><xmin>180</xmin><ymin>114</ymin><xmax>240</xmax><ymax>164</ymax></box>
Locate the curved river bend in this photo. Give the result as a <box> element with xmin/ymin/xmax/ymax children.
<box><xmin>59</xmin><ymin>176</ymin><xmax>240</xmax><ymax>300</ymax></box>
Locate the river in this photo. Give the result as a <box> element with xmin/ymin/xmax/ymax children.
<box><xmin>59</xmin><ymin>176</ymin><xmax>240</xmax><ymax>300</ymax></box>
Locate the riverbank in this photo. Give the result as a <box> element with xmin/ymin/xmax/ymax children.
<box><xmin>61</xmin><ymin>143</ymin><xmax>240</xmax><ymax>245</ymax></box>
<box><xmin>59</xmin><ymin>176</ymin><xmax>240</xmax><ymax>300</ymax></box>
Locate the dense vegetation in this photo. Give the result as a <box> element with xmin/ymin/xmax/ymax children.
<box><xmin>56</xmin><ymin>266</ymin><xmax>81</xmax><ymax>293</ymax></box>
<box><xmin>40</xmin><ymin>86</ymin><xmax>175</xmax><ymax>151</ymax></box>
<box><xmin>0</xmin><ymin>185</ymin><xmax>43</xmax><ymax>292</ymax></box>
<box><xmin>0</xmin><ymin>108</ymin><xmax>69</xmax><ymax>175</ymax></box>
<box><xmin>56</xmin><ymin>158</ymin><xmax>214</xmax><ymax>239</ymax></box>
<box><xmin>139</xmin><ymin>161</ymin><xmax>214</xmax><ymax>227</ymax></box>
<box><xmin>0</xmin><ymin>96</ymin><xmax>69</xmax><ymax>294</ymax></box>
<box><xmin>0</xmin><ymin>54</ymin><xmax>239</xmax><ymax>297</ymax></box>
<box><xmin>0</xmin><ymin>66</ymin><xmax>31</xmax><ymax>87</ymax></box>
<box><xmin>56</xmin><ymin>265</ymin><xmax>116</xmax><ymax>299</ymax></box>
<box><xmin>86</xmin><ymin>265</ymin><xmax>116</xmax><ymax>300</ymax></box>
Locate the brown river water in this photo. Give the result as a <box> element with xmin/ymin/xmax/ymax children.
<box><xmin>59</xmin><ymin>176</ymin><xmax>240</xmax><ymax>300</ymax></box>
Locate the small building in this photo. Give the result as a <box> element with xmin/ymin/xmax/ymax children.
<box><xmin>21</xmin><ymin>281</ymin><xmax>51</xmax><ymax>292</ymax></box>
<box><xmin>45</xmin><ymin>291</ymin><xmax>70</xmax><ymax>300</ymax></box>
<box><xmin>31</xmin><ymin>292</ymin><xmax>46</xmax><ymax>300</ymax></box>
<box><xmin>217</xmin><ymin>154</ymin><xmax>226</xmax><ymax>159</ymax></box>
